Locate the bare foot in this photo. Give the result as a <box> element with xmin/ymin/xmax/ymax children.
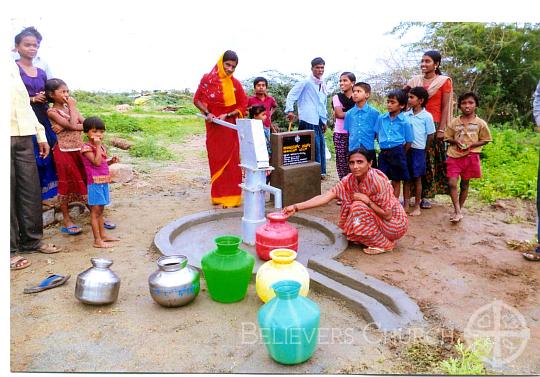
<box><xmin>403</xmin><ymin>204</ymin><xmax>410</xmax><ymax>213</ymax></box>
<box><xmin>409</xmin><ymin>207</ymin><xmax>421</xmax><ymax>216</ymax></box>
<box><xmin>102</xmin><ymin>235</ymin><xmax>120</xmax><ymax>242</ymax></box>
<box><xmin>93</xmin><ymin>240</ymin><xmax>115</xmax><ymax>248</ymax></box>
<box><xmin>449</xmin><ymin>213</ymin><xmax>464</xmax><ymax>223</ymax></box>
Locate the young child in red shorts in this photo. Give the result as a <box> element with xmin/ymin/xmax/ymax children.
<box><xmin>444</xmin><ymin>92</ymin><xmax>492</xmax><ymax>223</ymax></box>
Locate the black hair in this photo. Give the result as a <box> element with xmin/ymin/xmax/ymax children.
<box><xmin>353</xmin><ymin>81</ymin><xmax>371</xmax><ymax>94</ymax></box>
<box><xmin>423</xmin><ymin>50</ymin><xmax>442</xmax><ymax>75</ymax></box>
<box><xmin>223</xmin><ymin>50</ymin><xmax>238</xmax><ymax>63</ymax></box>
<box><xmin>340</xmin><ymin>72</ymin><xmax>356</xmax><ymax>83</ymax></box>
<box><xmin>253</xmin><ymin>77</ymin><xmax>268</xmax><ymax>88</ymax></box>
<box><xmin>458</xmin><ymin>92</ymin><xmax>479</xmax><ymax>107</ymax></box>
<box><xmin>44</xmin><ymin>78</ymin><xmax>67</xmax><ymax>101</ymax></box>
<box><xmin>408</xmin><ymin>86</ymin><xmax>429</xmax><ymax>108</ymax></box>
<box><xmin>15</xmin><ymin>26</ymin><xmax>42</xmax><ymax>45</ymax></box>
<box><xmin>387</xmin><ymin>89</ymin><xmax>408</xmax><ymax>110</ymax></box>
<box><xmin>83</xmin><ymin>116</ymin><xmax>106</xmax><ymax>133</ymax></box>
<box><xmin>249</xmin><ymin>104</ymin><xmax>266</xmax><ymax>119</ymax></box>
<box><xmin>311</xmin><ymin>57</ymin><xmax>325</xmax><ymax>67</ymax></box>
<box><xmin>348</xmin><ymin>147</ymin><xmax>374</xmax><ymax>163</ymax></box>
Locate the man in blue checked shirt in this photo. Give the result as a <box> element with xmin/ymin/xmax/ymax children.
<box><xmin>285</xmin><ymin>57</ymin><xmax>328</xmax><ymax>178</ymax></box>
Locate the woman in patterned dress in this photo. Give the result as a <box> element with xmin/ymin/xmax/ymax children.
<box><xmin>283</xmin><ymin>148</ymin><xmax>408</xmax><ymax>254</ymax></box>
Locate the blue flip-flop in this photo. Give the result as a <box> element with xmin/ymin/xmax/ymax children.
<box><xmin>61</xmin><ymin>225</ymin><xmax>82</xmax><ymax>235</ymax></box>
<box><xmin>104</xmin><ymin>220</ymin><xmax>116</xmax><ymax>230</ymax></box>
<box><xmin>23</xmin><ymin>274</ymin><xmax>71</xmax><ymax>294</ymax></box>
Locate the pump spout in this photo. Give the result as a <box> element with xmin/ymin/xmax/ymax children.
<box><xmin>259</xmin><ymin>184</ymin><xmax>282</xmax><ymax>209</ymax></box>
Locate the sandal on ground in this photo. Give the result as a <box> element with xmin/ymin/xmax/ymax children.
<box><xmin>363</xmin><ymin>247</ymin><xmax>392</xmax><ymax>255</ymax></box>
<box><xmin>420</xmin><ymin>199</ymin><xmax>432</xmax><ymax>209</ymax></box>
<box><xmin>61</xmin><ymin>225</ymin><xmax>82</xmax><ymax>235</ymax></box>
<box><xmin>104</xmin><ymin>220</ymin><xmax>117</xmax><ymax>230</ymax></box>
<box><xmin>10</xmin><ymin>255</ymin><xmax>31</xmax><ymax>270</ymax></box>
<box><xmin>522</xmin><ymin>251</ymin><xmax>540</xmax><ymax>261</ymax></box>
<box><xmin>23</xmin><ymin>274</ymin><xmax>70</xmax><ymax>294</ymax></box>
<box><xmin>34</xmin><ymin>243</ymin><xmax>62</xmax><ymax>254</ymax></box>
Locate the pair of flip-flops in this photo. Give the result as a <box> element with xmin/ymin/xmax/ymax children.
<box><xmin>23</xmin><ymin>274</ymin><xmax>70</xmax><ymax>294</ymax></box>
<box><xmin>61</xmin><ymin>225</ymin><xmax>82</xmax><ymax>235</ymax></box>
<box><xmin>61</xmin><ymin>221</ymin><xmax>116</xmax><ymax>235</ymax></box>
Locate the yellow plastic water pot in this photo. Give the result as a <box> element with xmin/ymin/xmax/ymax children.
<box><xmin>255</xmin><ymin>248</ymin><xmax>309</xmax><ymax>303</ymax></box>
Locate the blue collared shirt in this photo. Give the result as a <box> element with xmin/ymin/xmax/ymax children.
<box><xmin>343</xmin><ymin>102</ymin><xmax>380</xmax><ymax>151</ymax></box>
<box><xmin>404</xmin><ymin>109</ymin><xmax>436</xmax><ymax>149</ymax></box>
<box><xmin>285</xmin><ymin>77</ymin><xmax>328</xmax><ymax>125</ymax></box>
<box><xmin>375</xmin><ymin>112</ymin><xmax>414</xmax><ymax>149</ymax></box>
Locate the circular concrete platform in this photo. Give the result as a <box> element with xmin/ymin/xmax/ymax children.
<box><xmin>153</xmin><ymin>209</ymin><xmax>348</xmax><ymax>272</ymax></box>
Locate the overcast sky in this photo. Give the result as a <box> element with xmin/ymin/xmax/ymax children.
<box><xmin>1</xmin><ymin>2</ymin><xmax>538</xmax><ymax>376</ymax></box>
<box><xmin>7</xmin><ymin>0</ymin><xmax>537</xmax><ymax>93</ymax></box>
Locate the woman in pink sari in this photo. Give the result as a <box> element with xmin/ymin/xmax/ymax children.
<box><xmin>404</xmin><ymin>50</ymin><xmax>453</xmax><ymax>209</ymax></box>
<box><xmin>283</xmin><ymin>148</ymin><xmax>408</xmax><ymax>254</ymax></box>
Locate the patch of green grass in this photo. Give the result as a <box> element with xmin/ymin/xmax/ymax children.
<box><xmin>128</xmin><ymin>137</ymin><xmax>175</xmax><ymax>160</ymax></box>
<box><xmin>438</xmin><ymin>338</ymin><xmax>491</xmax><ymax>375</ymax></box>
<box><xmin>471</xmin><ymin>126</ymin><xmax>539</xmax><ymax>202</ymax></box>
<box><xmin>401</xmin><ymin>341</ymin><xmax>446</xmax><ymax>373</ymax></box>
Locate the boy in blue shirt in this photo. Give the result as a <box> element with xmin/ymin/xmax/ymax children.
<box><xmin>403</xmin><ymin>87</ymin><xmax>435</xmax><ymax>216</ymax></box>
<box><xmin>343</xmin><ymin>82</ymin><xmax>380</xmax><ymax>168</ymax></box>
<box><xmin>375</xmin><ymin>89</ymin><xmax>414</xmax><ymax>198</ymax></box>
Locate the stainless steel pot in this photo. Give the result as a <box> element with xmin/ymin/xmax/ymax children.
<box><xmin>75</xmin><ymin>258</ymin><xmax>121</xmax><ymax>305</ymax></box>
<box><xmin>148</xmin><ymin>255</ymin><xmax>200</xmax><ymax>307</ymax></box>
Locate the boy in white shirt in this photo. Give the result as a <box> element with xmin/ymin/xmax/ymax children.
<box><xmin>403</xmin><ymin>87</ymin><xmax>435</xmax><ymax>216</ymax></box>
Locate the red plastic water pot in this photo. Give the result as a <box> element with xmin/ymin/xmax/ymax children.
<box><xmin>255</xmin><ymin>212</ymin><xmax>298</xmax><ymax>261</ymax></box>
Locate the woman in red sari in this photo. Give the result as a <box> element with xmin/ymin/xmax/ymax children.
<box><xmin>194</xmin><ymin>50</ymin><xmax>248</xmax><ymax>208</ymax></box>
<box><xmin>283</xmin><ymin>148</ymin><xmax>408</xmax><ymax>254</ymax></box>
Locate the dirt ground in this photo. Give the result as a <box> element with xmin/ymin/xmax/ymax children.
<box><xmin>10</xmin><ymin>134</ymin><xmax>540</xmax><ymax>374</ymax></box>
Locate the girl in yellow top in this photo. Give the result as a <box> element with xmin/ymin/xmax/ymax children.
<box><xmin>444</xmin><ymin>92</ymin><xmax>492</xmax><ymax>223</ymax></box>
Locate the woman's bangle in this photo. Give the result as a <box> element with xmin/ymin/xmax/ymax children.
<box><xmin>293</xmin><ymin>204</ymin><xmax>299</xmax><ymax>212</ymax></box>
<box><xmin>437</xmin><ymin>129</ymin><xmax>445</xmax><ymax>133</ymax></box>
<box><xmin>30</xmin><ymin>96</ymin><xmax>34</xmax><ymax>104</ymax></box>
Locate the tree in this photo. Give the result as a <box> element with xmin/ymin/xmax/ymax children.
<box><xmin>392</xmin><ymin>22</ymin><xmax>540</xmax><ymax>128</ymax></box>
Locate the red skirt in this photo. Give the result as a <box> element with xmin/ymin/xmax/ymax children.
<box><xmin>52</xmin><ymin>147</ymin><xmax>88</xmax><ymax>204</ymax></box>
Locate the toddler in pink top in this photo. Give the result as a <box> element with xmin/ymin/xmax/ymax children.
<box><xmin>81</xmin><ymin>117</ymin><xmax>120</xmax><ymax>248</ymax></box>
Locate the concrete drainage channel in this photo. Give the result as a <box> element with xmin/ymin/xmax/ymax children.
<box><xmin>154</xmin><ymin>209</ymin><xmax>423</xmax><ymax>330</ymax></box>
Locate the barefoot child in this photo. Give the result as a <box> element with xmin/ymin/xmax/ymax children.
<box><xmin>344</xmin><ymin>82</ymin><xmax>380</xmax><ymax>168</ymax></box>
<box><xmin>249</xmin><ymin>104</ymin><xmax>272</xmax><ymax>183</ymax></box>
<box><xmin>80</xmin><ymin>117</ymin><xmax>120</xmax><ymax>248</ymax></box>
<box><xmin>444</xmin><ymin>92</ymin><xmax>492</xmax><ymax>223</ymax></box>
<box><xmin>375</xmin><ymin>89</ymin><xmax>413</xmax><ymax>199</ymax></box>
<box><xmin>403</xmin><ymin>87</ymin><xmax>435</xmax><ymax>216</ymax></box>
<box><xmin>332</xmin><ymin>72</ymin><xmax>356</xmax><ymax>180</ymax></box>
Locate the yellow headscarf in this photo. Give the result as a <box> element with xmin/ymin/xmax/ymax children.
<box><xmin>217</xmin><ymin>53</ymin><xmax>236</xmax><ymax>107</ymax></box>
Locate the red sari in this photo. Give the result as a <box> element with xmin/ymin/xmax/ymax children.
<box><xmin>194</xmin><ymin>54</ymin><xmax>247</xmax><ymax>207</ymax></box>
<box><xmin>332</xmin><ymin>169</ymin><xmax>409</xmax><ymax>250</ymax></box>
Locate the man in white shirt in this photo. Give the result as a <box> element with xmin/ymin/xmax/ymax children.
<box><xmin>11</xmin><ymin>61</ymin><xmax>61</xmax><ymax>270</ymax></box>
<box><xmin>285</xmin><ymin>57</ymin><xmax>328</xmax><ymax>178</ymax></box>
